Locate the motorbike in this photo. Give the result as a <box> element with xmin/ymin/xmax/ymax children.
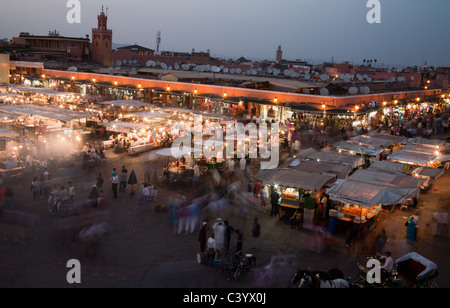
<box><xmin>232</xmin><ymin>251</ymin><xmax>256</xmax><ymax>280</ymax></box>
<box><xmin>47</xmin><ymin>194</ymin><xmax>70</xmax><ymax>216</ymax></box>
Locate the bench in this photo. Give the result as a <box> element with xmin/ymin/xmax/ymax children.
<box><xmin>101</xmin><ymin>140</ymin><xmax>115</xmax><ymax>148</ymax></box>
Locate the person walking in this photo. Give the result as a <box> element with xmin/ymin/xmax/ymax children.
<box><xmin>68</xmin><ymin>181</ymin><xmax>75</xmax><ymax>206</ymax></box>
<box><xmin>235</xmin><ymin>229</ymin><xmax>244</xmax><ymax>254</ymax></box>
<box><xmin>412</xmin><ymin>210</ymin><xmax>421</xmax><ymax>241</ymax></box>
<box><xmin>31</xmin><ymin>177</ymin><xmax>40</xmax><ymax>201</ymax></box>
<box><xmin>119</xmin><ymin>166</ymin><xmax>128</xmax><ymax>192</ymax></box>
<box><xmin>406</xmin><ymin>215</ymin><xmax>416</xmax><ymax>244</ymax></box>
<box><xmin>206</xmin><ymin>233</ymin><xmax>217</xmax><ymax>265</ymax></box>
<box><xmin>224</xmin><ymin>220</ymin><xmax>234</xmax><ymax>253</ymax></box>
<box><xmin>212</xmin><ymin>218</ymin><xmax>226</xmax><ymax>253</ymax></box>
<box><xmin>270</xmin><ymin>188</ymin><xmax>280</xmax><ymax>217</ymax></box>
<box><xmin>198</xmin><ymin>221</ymin><xmax>207</xmax><ymax>253</ymax></box>
<box><xmin>251</xmin><ymin>217</ymin><xmax>260</xmax><ymax>249</ymax></box>
<box><xmin>111</xmin><ymin>172</ymin><xmax>119</xmax><ymax>198</ymax></box>
<box><xmin>96</xmin><ymin>173</ymin><xmax>104</xmax><ymax>190</ymax></box>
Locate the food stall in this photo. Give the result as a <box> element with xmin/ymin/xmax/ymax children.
<box><xmin>254</xmin><ymin>168</ymin><xmax>336</xmax><ymax>222</ymax></box>
<box><xmin>326</xmin><ymin>180</ymin><xmax>420</xmax><ymax>233</ymax></box>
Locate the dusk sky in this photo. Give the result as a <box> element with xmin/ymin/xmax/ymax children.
<box><xmin>0</xmin><ymin>0</ymin><xmax>449</xmax><ymax>67</ymax></box>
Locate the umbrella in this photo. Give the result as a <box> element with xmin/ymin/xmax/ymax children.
<box><xmin>128</xmin><ymin>170</ymin><xmax>138</xmax><ymax>195</ymax></box>
<box><xmin>156</xmin><ymin>146</ymin><xmax>202</xmax><ymax>159</ymax></box>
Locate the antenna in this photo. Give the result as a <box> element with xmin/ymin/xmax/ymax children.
<box><xmin>106</xmin><ymin>6</ymin><xmax>109</xmax><ymax>16</ymax></box>
<box><xmin>156</xmin><ymin>31</ymin><xmax>161</xmax><ymax>53</ymax></box>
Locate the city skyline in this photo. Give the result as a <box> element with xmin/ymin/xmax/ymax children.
<box><xmin>0</xmin><ymin>0</ymin><xmax>449</xmax><ymax>68</ymax></box>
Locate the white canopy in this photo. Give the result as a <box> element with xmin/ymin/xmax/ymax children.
<box><xmin>254</xmin><ymin>168</ymin><xmax>336</xmax><ymax>192</ymax></box>
<box><xmin>100</xmin><ymin>121</ymin><xmax>150</xmax><ymax>132</ymax></box>
<box><xmin>282</xmin><ymin>158</ymin><xmax>354</xmax><ymax>179</ymax></box>
<box><xmin>333</xmin><ymin>141</ymin><xmax>383</xmax><ymax>156</ymax></box>
<box><xmin>348</xmin><ymin>169</ymin><xmax>420</xmax><ymax>189</ymax></box>
<box><xmin>409</xmin><ymin>137</ymin><xmax>445</xmax><ymax>148</ymax></box>
<box><xmin>0</xmin><ymin>104</ymin><xmax>94</xmax><ymax>121</ymax></box>
<box><xmin>126</xmin><ymin>111</ymin><xmax>171</xmax><ymax>120</ymax></box>
<box><xmin>156</xmin><ymin>146</ymin><xmax>202</xmax><ymax>158</ymax></box>
<box><xmin>0</xmin><ymin>128</ymin><xmax>15</xmax><ymax>138</ymax></box>
<box><xmin>388</xmin><ymin>150</ymin><xmax>436</xmax><ymax>166</ymax></box>
<box><xmin>367</xmin><ymin>160</ymin><xmax>414</xmax><ymax>174</ymax></box>
<box><xmin>99</xmin><ymin>100</ymin><xmax>149</xmax><ymax>108</ymax></box>
<box><xmin>296</xmin><ymin>148</ymin><xmax>364</xmax><ymax>169</ymax></box>
<box><xmin>327</xmin><ymin>180</ymin><xmax>420</xmax><ymax>208</ymax></box>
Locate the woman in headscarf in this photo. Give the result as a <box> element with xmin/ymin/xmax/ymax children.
<box><xmin>406</xmin><ymin>215</ymin><xmax>416</xmax><ymax>244</ymax></box>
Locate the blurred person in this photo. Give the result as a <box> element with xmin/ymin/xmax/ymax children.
<box><xmin>111</xmin><ymin>172</ymin><xmax>118</xmax><ymax>198</ymax></box>
<box><xmin>212</xmin><ymin>218</ymin><xmax>226</xmax><ymax>253</ymax></box>
<box><xmin>119</xmin><ymin>166</ymin><xmax>128</xmax><ymax>192</ymax></box>
<box><xmin>235</xmin><ymin>229</ymin><xmax>244</xmax><ymax>254</ymax></box>
<box><xmin>68</xmin><ymin>181</ymin><xmax>75</xmax><ymax>206</ymax></box>
<box><xmin>31</xmin><ymin>177</ymin><xmax>40</xmax><ymax>201</ymax></box>
<box><xmin>252</xmin><ymin>217</ymin><xmax>261</xmax><ymax>249</ymax></box>
<box><xmin>406</xmin><ymin>216</ymin><xmax>416</xmax><ymax>244</ymax></box>
<box><xmin>224</xmin><ymin>220</ymin><xmax>234</xmax><ymax>253</ymax></box>
<box><xmin>206</xmin><ymin>233</ymin><xmax>217</xmax><ymax>265</ymax></box>
<box><xmin>96</xmin><ymin>173</ymin><xmax>104</xmax><ymax>189</ymax></box>
<box><xmin>198</xmin><ymin>221</ymin><xmax>207</xmax><ymax>253</ymax></box>
<box><xmin>270</xmin><ymin>188</ymin><xmax>280</xmax><ymax>217</ymax></box>
<box><xmin>412</xmin><ymin>210</ymin><xmax>421</xmax><ymax>241</ymax></box>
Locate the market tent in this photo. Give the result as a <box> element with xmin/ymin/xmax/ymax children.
<box><xmin>254</xmin><ymin>168</ymin><xmax>336</xmax><ymax>192</ymax></box>
<box><xmin>333</xmin><ymin>140</ymin><xmax>383</xmax><ymax>156</ymax></box>
<box><xmin>296</xmin><ymin>148</ymin><xmax>364</xmax><ymax>169</ymax></box>
<box><xmin>348</xmin><ymin>169</ymin><xmax>421</xmax><ymax>189</ymax></box>
<box><xmin>411</xmin><ymin>166</ymin><xmax>445</xmax><ymax>180</ymax></box>
<box><xmin>99</xmin><ymin>121</ymin><xmax>150</xmax><ymax>132</ymax></box>
<box><xmin>350</xmin><ymin>135</ymin><xmax>400</xmax><ymax>148</ymax></box>
<box><xmin>401</xmin><ymin>144</ymin><xmax>436</xmax><ymax>155</ymax></box>
<box><xmin>388</xmin><ymin>150</ymin><xmax>436</xmax><ymax>166</ymax></box>
<box><xmin>156</xmin><ymin>146</ymin><xmax>202</xmax><ymax>159</ymax></box>
<box><xmin>126</xmin><ymin>111</ymin><xmax>171</xmax><ymax>120</ymax></box>
<box><xmin>366</xmin><ymin>132</ymin><xmax>407</xmax><ymax>144</ymax></box>
<box><xmin>281</xmin><ymin>158</ymin><xmax>354</xmax><ymax>179</ymax></box>
<box><xmin>99</xmin><ymin>100</ymin><xmax>149</xmax><ymax>108</ymax></box>
<box><xmin>367</xmin><ymin>160</ymin><xmax>415</xmax><ymax>174</ymax></box>
<box><xmin>409</xmin><ymin>137</ymin><xmax>445</xmax><ymax>148</ymax></box>
<box><xmin>0</xmin><ymin>128</ymin><xmax>15</xmax><ymax>138</ymax></box>
<box><xmin>0</xmin><ymin>104</ymin><xmax>94</xmax><ymax>121</ymax></box>
<box><xmin>326</xmin><ymin>180</ymin><xmax>420</xmax><ymax>208</ymax></box>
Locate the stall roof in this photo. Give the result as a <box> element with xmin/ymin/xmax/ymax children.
<box><xmin>99</xmin><ymin>100</ymin><xmax>150</xmax><ymax>108</ymax></box>
<box><xmin>367</xmin><ymin>160</ymin><xmax>416</xmax><ymax>174</ymax></box>
<box><xmin>401</xmin><ymin>144</ymin><xmax>436</xmax><ymax>155</ymax></box>
<box><xmin>333</xmin><ymin>140</ymin><xmax>383</xmax><ymax>156</ymax></box>
<box><xmin>254</xmin><ymin>168</ymin><xmax>336</xmax><ymax>192</ymax></box>
<box><xmin>366</xmin><ymin>132</ymin><xmax>407</xmax><ymax>144</ymax></box>
<box><xmin>388</xmin><ymin>150</ymin><xmax>436</xmax><ymax>166</ymax></box>
<box><xmin>410</xmin><ymin>137</ymin><xmax>445</xmax><ymax>148</ymax></box>
<box><xmin>281</xmin><ymin>158</ymin><xmax>353</xmax><ymax>179</ymax></box>
<box><xmin>350</xmin><ymin>135</ymin><xmax>401</xmax><ymax>148</ymax></box>
<box><xmin>99</xmin><ymin>121</ymin><xmax>150</xmax><ymax>131</ymax></box>
<box><xmin>126</xmin><ymin>111</ymin><xmax>171</xmax><ymax>120</ymax></box>
<box><xmin>348</xmin><ymin>169</ymin><xmax>421</xmax><ymax>189</ymax></box>
<box><xmin>0</xmin><ymin>128</ymin><xmax>15</xmax><ymax>138</ymax></box>
<box><xmin>7</xmin><ymin>86</ymin><xmax>74</xmax><ymax>97</ymax></box>
<box><xmin>295</xmin><ymin>148</ymin><xmax>364</xmax><ymax>169</ymax></box>
<box><xmin>327</xmin><ymin>180</ymin><xmax>420</xmax><ymax>208</ymax></box>
<box><xmin>412</xmin><ymin>166</ymin><xmax>445</xmax><ymax>179</ymax></box>
<box><xmin>0</xmin><ymin>104</ymin><xmax>94</xmax><ymax>121</ymax></box>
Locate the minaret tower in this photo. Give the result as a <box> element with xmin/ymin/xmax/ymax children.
<box><xmin>92</xmin><ymin>6</ymin><xmax>113</xmax><ymax>66</ymax></box>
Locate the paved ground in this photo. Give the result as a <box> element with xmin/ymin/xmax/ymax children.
<box><xmin>0</xmin><ymin>133</ymin><xmax>449</xmax><ymax>289</ymax></box>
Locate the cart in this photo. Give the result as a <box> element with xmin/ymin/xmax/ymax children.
<box><xmin>352</xmin><ymin>252</ymin><xmax>439</xmax><ymax>288</ymax></box>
